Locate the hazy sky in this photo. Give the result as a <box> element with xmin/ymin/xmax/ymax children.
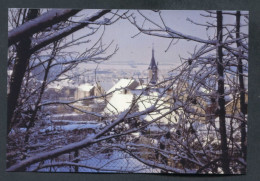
<box><xmin>72</xmin><ymin>10</ymin><xmax>248</xmax><ymax>67</ymax></box>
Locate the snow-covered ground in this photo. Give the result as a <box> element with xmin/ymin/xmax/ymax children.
<box><xmin>39</xmin><ymin>122</ymin><xmax>104</xmax><ymax>133</ymax></box>
<box><xmin>23</xmin><ymin>109</ymin><xmax>162</xmax><ymax>173</ymax></box>
<box><xmin>50</xmin><ymin>112</ymin><xmax>84</xmax><ymax>118</ymax></box>
<box><xmin>28</xmin><ymin>150</ymin><xmax>161</xmax><ymax>173</ymax></box>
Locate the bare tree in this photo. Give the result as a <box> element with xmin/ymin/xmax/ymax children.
<box><xmin>123</xmin><ymin>10</ymin><xmax>248</xmax><ymax>173</ymax></box>
<box><xmin>7</xmin><ymin>9</ymin><xmax>248</xmax><ymax>174</ymax></box>
<box><xmin>7</xmin><ymin>9</ymin><xmax>111</xmax><ymax>133</ymax></box>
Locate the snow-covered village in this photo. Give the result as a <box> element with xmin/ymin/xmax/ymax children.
<box><xmin>7</xmin><ymin>9</ymin><xmax>248</xmax><ymax>174</ymax></box>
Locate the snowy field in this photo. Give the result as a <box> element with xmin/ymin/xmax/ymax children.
<box><xmin>21</xmin><ymin>107</ymin><xmax>161</xmax><ymax>173</ymax></box>
<box><xmin>28</xmin><ymin>150</ymin><xmax>161</xmax><ymax>173</ymax></box>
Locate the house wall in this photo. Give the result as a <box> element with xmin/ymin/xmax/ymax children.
<box><xmin>226</xmin><ymin>93</ymin><xmax>248</xmax><ymax>115</ymax></box>
<box><xmin>74</xmin><ymin>87</ymin><xmax>95</xmax><ymax>100</ymax></box>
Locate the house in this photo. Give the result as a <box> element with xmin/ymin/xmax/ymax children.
<box><xmin>61</xmin><ymin>86</ymin><xmax>76</xmax><ymax>98</ymax></box>
<box><xmin>225</xmin><ymin>91</ymin><xmax>248</xmax><ymax>115</ymax></box>
<box><xmin>107</xmin><ymin>78</ymin><xmax>139</xmax><ymax>94</ymax></box>
<box><xmin>42</xmin><ymin>80</ymin><xmax>77</xmax><ymax>103</ymax></box>
<box><xmin>104</xmin><ymin>78</ymin><xmax>138</xmax><ymax>114</ymax></box>
<box><xmin>104</xmin><ymin>91</ymin><xmax>134</xmax><ymax>115</ymax></box>
<box><xmin>93</xmin><ymin>82</ymin><xmax>106</xmax><ymax>96</ymax></box>
<box><xmin>103</xmin><ymin>48</ymin><xmax>180</xmax><ymax>131</ymax></box>
<box><xmin>74</xmin><ymin>83</ymin><xmax>95</xmax><ymax>100</ymax></box>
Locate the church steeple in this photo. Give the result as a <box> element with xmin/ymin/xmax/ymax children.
<box><xmin>148</xmin><ymin>46</ymin><xmax>158</xmax><ymax>71</ymax></box>
<box><xmin>148</xmin><ymin>46</ymin><xmax>158</xmax><ymax>84</ymax></box>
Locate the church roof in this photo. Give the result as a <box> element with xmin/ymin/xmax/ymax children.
<box><xmin>148</xmin><ymin>48</ymin><xmax>158</xmax><ymax>70</ymax></box>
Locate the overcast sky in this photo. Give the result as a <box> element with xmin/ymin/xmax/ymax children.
<box><xmin>71</xmin><ymin>10</ymin><xmax>248</xmax><ymax>67</ymax></box>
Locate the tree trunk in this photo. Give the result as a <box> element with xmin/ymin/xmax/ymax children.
<box><xmin>24</xmin><ymin>47</ymin><xmax>55</xmax><ymax>143</ymax></box>
<box><xmin>216</xmin><ymin>10</ymin><xmax>230</xmax><ymax>174</ymax></box>
<box><xmin>74</xmin><ymin>149</ymin><xmax>79</xmax><ymax>172</ymax></box>
<box><xmin>7</xmin><ymin>9</ymin><xmax>39</xmax><ymax>134</ymax></box>
<box><xmin>236</xmin><ymin>10</ymin><xmax>247</xmax><ymax>171</ymax></box>
<box><xmin>7</xmin><ymin>9</ymin><xmax>111</xmax><ymax>134</ymax></box>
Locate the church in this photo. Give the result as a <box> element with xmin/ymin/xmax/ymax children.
<box><xmin>103</xmin><ymin>47</ymin><xmax>177</xmax><ymax>123</ymax></box>
<box><xmin>148</xmin><ymin>47</ymin><xmax>158</xmax><ymax>85</ymax></box>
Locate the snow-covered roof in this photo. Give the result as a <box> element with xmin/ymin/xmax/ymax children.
<box><xmin>78</xmin><ymin>83</ymin><xmax>94</xmax><ymax>92</ymax></box>
<box><xmin>98</xmin><ymin>81</ymin><xmax>114</xmax><ymax>92</ymax></box>
<box><xmin>104</xmin><ymin>87</ymin><xmax>178</xmax><ymax>124</ymax></box>
<box><xmin>198</xmin><ymin>87</ymin><xmax>211</xmax><ymax>94</ymax></box>
<box><xmin>47</xmin><ymin>80</ymin><xmax>78</xmax><ymax>90</ymax></box>
<box><xmin>47</xmin><ymin>83</ymin><xmax>63</xmax><ymax>90</ymax></box>
<box><xmin>135</xmin><ymin>84</ymin><xmax>148</xmax><ymax>90</ymax></box>
<box><xmin>40</xmin><ymin>122</ymin><xmax>103</xmax><ymax>133</ymax></box>
<box><xmin>107</xmin><ymin>78</ymin><xmax>138</xmax><ymax>93</ymax></box>
<box><xmin>104</xmin><ymin>92</ymin><xmax>133</xmax><ymax>115</ymax></box>
<box><xmin>137</xmin><ymin>94</ymin><xmax>177</xmax><ymax>124</ymax></box>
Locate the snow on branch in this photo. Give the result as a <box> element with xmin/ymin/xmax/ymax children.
<box><xmin>32</xmin><ymin>161</ymin><xmax>135</xmax><ymax>173</ymax></box>
<box><xmin>30</xmin><ymin>10</ymin><xmax>111</xmax><ymax>54</ymax></box>
<box><xmin>6</xmin><ymin>104</ymin><xmax>157</xmax><ymax>171</ymax></box>
<box><xmin>8</xmin><ymin>9</ymin><xmax>81</xmax><ymax>46</ymax></box>
<box><xmin>127</xmin><ymin>11</ymin><xmax>217</xmax><ymax>45</ymax></box>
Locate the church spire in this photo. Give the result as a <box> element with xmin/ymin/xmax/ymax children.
<box><xmin>148</xmin><ymin>45</ymin><xmax>158</xmax><ymax>70</ymax></box>
<box><xmin>152</xmin><ymin>43</ymin><xmax>154</xmax><ymax>58</ymax></box>
<box><xmin>148</xmin><ymin>45</ymin><xmax>158</xmax><ymax>84</ymax></box>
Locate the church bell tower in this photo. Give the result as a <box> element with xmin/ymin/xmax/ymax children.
<box><xmin>148</xmin><ymin>47</ymin><xmax>158</xmax><ymax>84</ymax></box>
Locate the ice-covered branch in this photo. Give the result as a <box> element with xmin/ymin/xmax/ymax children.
<box><xmin>8</xmin><ymin>9</ymin><xmax>81</xmax><ymax>46</ymax></box>
<box><xmin>30</xmin><ymin>10</ymin><xmax>111</xmax><ymax>54</ymax></box>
